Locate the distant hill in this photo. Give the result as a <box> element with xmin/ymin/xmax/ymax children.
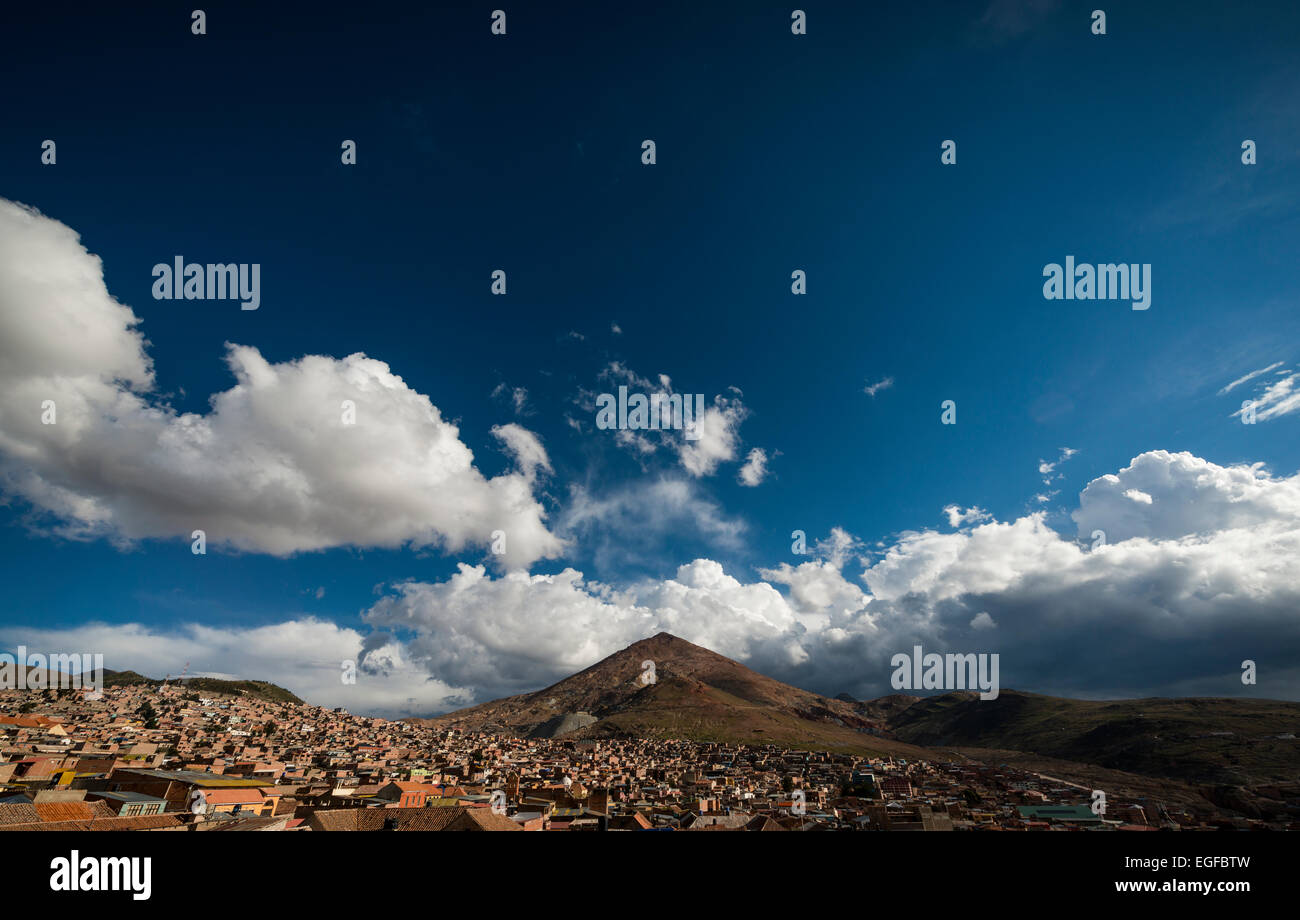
<box><xmin>880</xmin><ymin>690</ymin><xmax>1300</xmax><ymax>788</ymax></box>
<box><xmin>412</xmin><ymin>633</ymin><xmax>932</xmax><ymax>758</ymax></box>
<box><xmin>103</xmin><ymin>670</ymin><xmax>303</xmax><ymax>705</ymax></box>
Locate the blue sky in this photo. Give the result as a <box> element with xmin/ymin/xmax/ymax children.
<box><xmin>1</xmin><ymin>1</ymin><xmax>1298</xmax><ymax>716</ymax></box>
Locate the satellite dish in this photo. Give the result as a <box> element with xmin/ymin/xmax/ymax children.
<box><xmin>188</xmin><ymin>789</ymin><xmax>208</xmax><ymax>815</ymax></box>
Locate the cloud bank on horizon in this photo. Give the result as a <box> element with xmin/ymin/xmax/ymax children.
<box><xmin>1</xmin><ymin>200</ymin><xmax>1298</xmax><ymax>717</ymax></box>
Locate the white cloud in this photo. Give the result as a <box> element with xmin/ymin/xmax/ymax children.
<box><xmin>592</xmin><ymin>364</ymin><xmax>751</xmax><ymax>478</ymax></box>
<box><xmin>0</xmin><ymin>198</ymin><xmax>563</xmax><ymax>569</ymax></box>
<box><xmin>943</xmin><ymin>505</ymin><xmax>992</xmax><ymax>528</ymax></box>
<box><xmin>491</xmin><ymin>423</ymin><xmax>552</xmax><ymax>482</ymax></box>
<box><xmin>1072</xmin><ymin>450</ymin><xmax>1300</xmax><ymax>542</ymax></box>
<box><xmin>491</xmin><ymin>383</ymin><xmax>530</xmax><ymax>415</ymax></box>
<box><xmin>676</xmin><ymin>396</ymin><xmax>748</xmax><ymax>477</ymax></box>
<box><xmin>814</xmin><ymin>526</ymin><xmax>862</xmax><ymax>568</ymax></box>
<box><xmin>1219</xmin><ymin>361</ymin><xmax>1285</xmax><ymax>394</ymax></box>
<box><xmin>738</xmin><ymin>447</ymin><xmax>769</xmax><ymax>486</ymax></box>
<box><xmin>1038</xmin><ymin>446</ymin><xmax>1079</xmax><ymax>485</ymax></box>
<box><xmin>761</xmin><ymin>560</ymin><xmax>866</xmax><ymax>615</ymax></box>
<box><xmin>1231</xmin><ymin>367</ymin><xmax>1300</xmax><ymax>422</ymax></box>
<box><xmin>863</xmin><ymin>377</ymin><xmax>894</xmax><ymax>398</ymax></box>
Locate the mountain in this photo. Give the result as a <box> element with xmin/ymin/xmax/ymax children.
<box><xmin>880</xmin><ymin>689</ymin><xmax>1300</xmax><ymax>788</ymax></box>
<box><xmin>102</xmin><ymin>670</ymin><xmax>303</xmax><ymax>705</ymax></box>
<box><xmin>414</xmin><ymin>633</ymin><xmax>932</xmax><ymax>757</ymax></box>
<box><xmin>415</xmin><ymin>635</ymin><xmax>1300</xmax><ymax>809</ymax></box>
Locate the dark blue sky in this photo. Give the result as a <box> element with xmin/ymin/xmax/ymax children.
<box><xmin>1</xmin><ymin>1</ymin><xmax>1297</xmax><ymax>713</ymax></box>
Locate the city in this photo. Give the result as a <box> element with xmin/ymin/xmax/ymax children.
<box><xmin>3</xmin><ymin>676</ymin><xmax>1293</xmax><ymax>832</ymax></box>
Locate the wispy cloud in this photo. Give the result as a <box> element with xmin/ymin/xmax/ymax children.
<box><xmin>491</xmin><ymin>382</ymin><xmax>531</xmax><ymax>415</ymax></box>
<box><xmin>863</xmin><ymin>376</ymin><xmax>894</xmax><ymax>398</ymax></box>
<box><xmin>972</xmin><ymin>0</ymin><xmax>1062</xmax><ymax>44</ymax></box>
<box><xmin>737</xmin><ymin>448</ymin><xmax>769</xmax><ymax>487</ymax></box>
<box><xmin>1038</xmin><ymin>447</ymin><xmax>1079</xmax><ymax>486</ymax></box>
<box><xmin>591</xmin><ymin>362</ymin><xmax>751</xmax><ymax>478</ymax></box>
<box><xmin>1220</xmin><ymin>361</ymin><xmax>1285</xmax><ymax>394</ymax></box>
<box><xmin>1231</xmin><ymin>366</ymin><xmax>1300</xmax><ymax>421</ymax></box>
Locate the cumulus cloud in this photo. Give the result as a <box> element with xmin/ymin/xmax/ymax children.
<box><xmin>759</xmin><ymin>552</ymin><xmax>872</xmax><ymax>641</ymax></box>
<box><xmin>0</xmin><ymin>199</ymin><xmax>562</xmax><ymax>568</ymax></box>
<box><xmin>1072</xmin><ymin>450</ymin><xmax>1300</xmax><ymax>542</ymax></box>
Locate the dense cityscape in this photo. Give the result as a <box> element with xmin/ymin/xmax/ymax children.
<box><xmin>2</xmin><ymin>681</ymin><xmax>1293</xmax><ymax>832</ymax></box>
